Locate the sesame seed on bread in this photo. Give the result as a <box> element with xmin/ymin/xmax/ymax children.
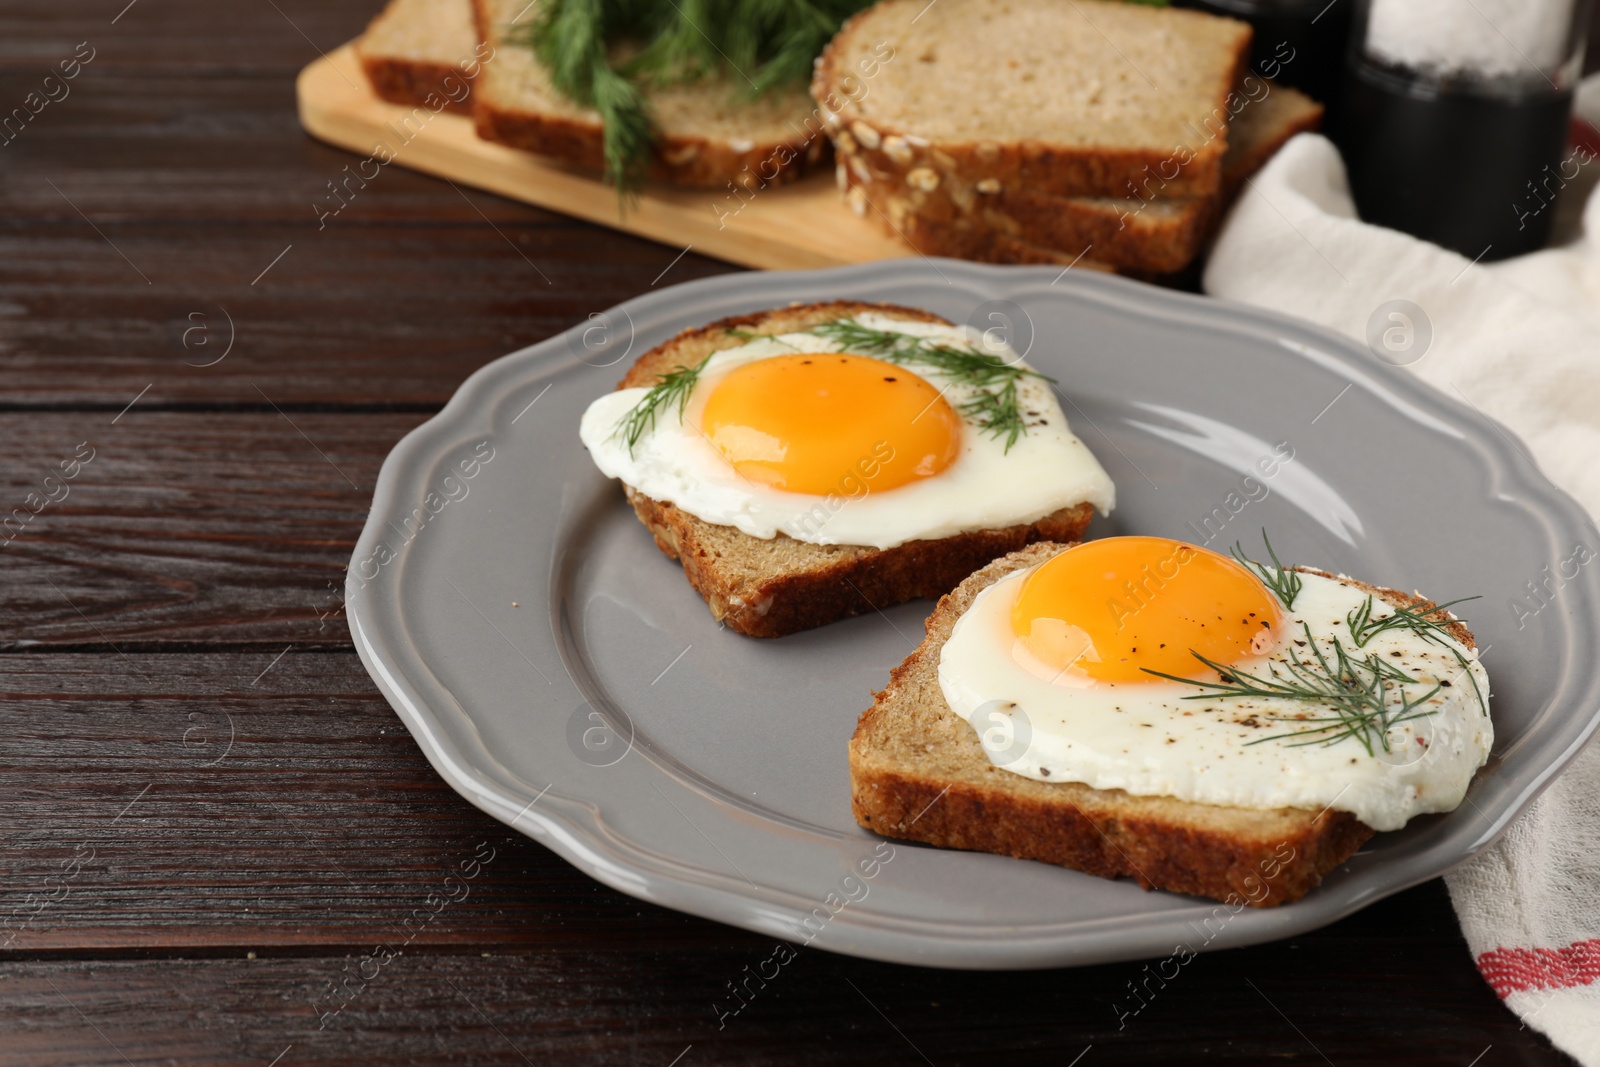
<box><xmin>850</xmin><ymin>543</ymin><xmax>1479</xmax><ymax>906</ymax></box>
<box><xmin>607</xmin><ymin>301</ymin><xmax>1100</xmax><ymax>638</ymax></box>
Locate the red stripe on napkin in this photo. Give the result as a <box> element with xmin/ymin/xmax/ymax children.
<box><xmin>1572</xmin><ymin>118</ymin><xmax>1600</xmax><ymax>158</ymax></box>
<box><xmin>1477</xmin><ymin>938</ymin><xmax>1600</xmax><ymax>998</ymax></box>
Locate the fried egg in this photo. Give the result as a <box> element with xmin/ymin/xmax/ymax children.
<box><xmin>578</xmin><ymin>313</ymin><xmax>1115</xmax><ymax>550</ymax></box>
<box><xmin>938</xmin><ymin>537</ymin><xmax>1492</xmax><ymax>831</ymax></box>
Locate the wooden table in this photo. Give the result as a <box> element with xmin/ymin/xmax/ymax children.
<box><xmin>0</xmin><ymin>2</ymin><xmax>1584</xmax><ymax>1063</ymax></box>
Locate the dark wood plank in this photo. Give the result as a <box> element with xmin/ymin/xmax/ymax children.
<box><xmin>1</xmin><ymin>412</ymin><xmax>411</xmax><ymax>647</ymax></box>
<box><xmin>0</xmin><ymin>23</ymin><xmax>737</xmax><ymax>407</ymax></box>
<box><xmin>0</xmin><ymin>652</ymin><xmax>1574</xmax><ymax>1064</ymax></box>
<box><xmin>0</xmin><ymin>910</ymin><xmax>1570</xmax><ymax>1066</ymax></box>
<box><xmin>0</xmin><ymin>651</ymin><xmax>650</xmax><ymax>950</ymax></box>
<box><xmin>0</xmin><ymin>218</ymin><xmax>729</xmax><ymax>407</ymax></box>
<box><xmin>0</xmin><ymin>0</ymin><xmax>374</xmax><ymax>75</ymax></box>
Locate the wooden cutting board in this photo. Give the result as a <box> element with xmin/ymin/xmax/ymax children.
<box><xmin>295</xmin><ymin>44</ymin><xmax>916</xmax><ymax>271</ymax></box>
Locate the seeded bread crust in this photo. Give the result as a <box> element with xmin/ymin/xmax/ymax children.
<box><xmin>470</xmin><ymin>0</ymin><xmax>827</xmax><ymax>188</ymax></box>
<box><xmin>837</xmin><ymin>83</ymin><xmax>1323</xmax><ymax>274</ymax></box>
<box><xmin>814</xmin><ymin>0</ymin><xmax>1253</xmax><ymax>201</ymax></box>
<box><xmin>356</xmin><ymin>0</ymin><xmax>483</xmax><ymax>115</ymax></box>
<box><xmin>838</xmin><ymin>171</ymin><xmax>1139</xmax><ymax>275</ymax></box>
<box><xmin>840</xmin><ymin>150</ymin><xmax>1202</xmax><ymax>275</ymax></box>
<box><xmin>855</xmin><ymin>184</ymin><xmax>1198</xmax><ymax>286</ymax></box>
<box><xmin>850</xmin><ymin>543</ymin><xmax>1478</xmax><ymax>906</ymax></box>
<box><xmin>608</xmin><ymin>301</ymin><xmax>1101</xmax><ymax>638</ymax></box>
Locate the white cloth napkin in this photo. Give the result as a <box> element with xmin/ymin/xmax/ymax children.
<box><xmin>1204</xmin><ymin>80</ymin><xmax>1600</xmax><ymax>1066</ymax></box>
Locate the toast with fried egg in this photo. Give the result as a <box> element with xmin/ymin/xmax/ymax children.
<box><xmin>583</xmin><ymin>302</ymin><xmax>1111</xmax><ymax>637</ymax></box>
<box><xmin>849</xmin><ymin>541</ymin><xmax>1488</xmax><ymax>906</ymax></box>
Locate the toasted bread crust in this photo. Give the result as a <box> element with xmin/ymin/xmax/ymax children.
<box><xmin>473</xmin><ymin>102</ymin><xmax>830</xmax><ymax>189</ymax></box>
<box><xmin>839</xmin><ymin>146</ymin><xmax>1211</xmax><ymax>274</ymax></box>
<box><xmin>890</xmin><ymin>208</ymin><xmax>1193</xmax><ymax>286</ymax></box>
<box><xmin>355</xmin><ymin>0</ymin><xmax>482</xmax><ymax>115</ymax></box>
<box><xmin>854</xmin><ymin>761</ymin><xmax>1375</xmax><ymax>906</ymax></box>
<box><xmin>629</xmin><ymin>489</ymin><xmax>1095</xmax><ymax>638</ymax></box>
<box><xmin>849</xmin><ymin>544</ymin><xmax>1480</xmax><ymax>906</ymax></box>
<box><xmin>1219</xmin><ymin>93</ymin><xmax>1324</xmax><ymax>197</ymax></box>
<box><xmin>840</xmin><ymin>173</ymin><xmax>1116</xmax><ymax>273</ymax></box>
<box><xmin>357</xmin><ymin>52</ymin><xmax>476</xmax><ymax>115</ymax></box>
<box><xmin>813</xmin><ymin>0</ymin><xmax>1251</xmax><ymax>200</ymax></box>
<box><xmin>607</xmin><ymin>301</ymin><xmax>1102</xmax><ymax>637</ymax></box>
<box><xmin>843</xmin><ymin>177</ymin><xmax>1195</xmax><ymax>282</ymax></box>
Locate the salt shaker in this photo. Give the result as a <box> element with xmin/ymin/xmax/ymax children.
<box><xmin>1336</xmin><ymin>0</ymin><xmax>1593</xmax><ymax>259</ymax></box>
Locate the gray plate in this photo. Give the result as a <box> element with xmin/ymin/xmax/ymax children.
<box><xmin>347</xmin><ymin>259</ymin><xmax>1600</xmax><ymax>969</ymax></box>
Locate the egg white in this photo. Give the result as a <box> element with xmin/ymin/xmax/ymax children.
<box><xmin>579</xmin><ymin>313</ymin><xmax>1115</xmax><ymax>550</ymax></box>
<box><xmin>937</xmin><ymin>563</ymin><xmax>1492</xmax><ymax>831</ymax></box>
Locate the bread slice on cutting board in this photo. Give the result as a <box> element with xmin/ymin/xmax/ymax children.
<box><xmin>469</xmin><ymin>0</ymin><xmax>827</xmax><ymax>188</ymax></box>
<box><xmin>814</xmin><ymin>0</ymin><xmax>1254</xmax><ymax>201</ymax></box>
<box><xmin>356</xmin><ymin>0</ymin><xmax>488</xmax><ymax>114</ymax></box>
<box><xmin>838</xmin><ymin>82</ymin><xmax>1323</xmax><ymax>274</ymax></box>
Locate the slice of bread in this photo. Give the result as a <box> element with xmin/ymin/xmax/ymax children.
<box><xmin>1215</xmin><ymin>82</ymin><xmax>1326</xmax><ymax>197</ymax></box>
<box><xmin>357</xmin><ymin>0</ymin><xmax>485</xmax><ymax>115</ymax></box>
<box><xmin>838</xmin><ymin>83</ymin><xmax>1323</xmax><ymax>274</ymax></box>
<box><xmin>844</xmin><ymin>163</ymin><xmax>1196</xmax><ymax>283</ymax></box>
<box><xmin>470</xmin><ymin>0</ymin><xmax>828</xmax><ymax>188</ymax></box>
<box><xmin>814</xmin><ymin>0</ymin><xmax>1253</xmax><ymax>201</ymax></box>
<box><xmin>850</xmin><ymin>543</ymin><xmax>1479</xmax><ymax>906</ymax></box>
<box><xmin>611</xmin><ymin>302</ymin><xmax>1099</xmax><ymax>638</ymax></box>
<box><xmin>840</xmin><ymin>167</ymin><xmax>1187</xmax><ymax>282</ymax></box>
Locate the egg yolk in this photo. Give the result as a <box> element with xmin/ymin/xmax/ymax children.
<box><xmin>699</xmin><ymin>353</ymin><xmax>962</xmax><ymax>495</ymax></box>
<box><xmin>1010</xmin><ymin>536</ymin><xmax>1282</xmax><ymax>683</ymax></box>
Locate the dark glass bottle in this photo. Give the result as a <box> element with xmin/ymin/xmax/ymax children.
<box><xmin>1333</xmin><ymin>0</ymin><xmax>1591</xmax><ymax>260</ymax></box>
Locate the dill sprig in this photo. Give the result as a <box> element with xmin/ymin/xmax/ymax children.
<box><xmin>807</xmin><ymin>320</ymin><xmax>1049</xmax><ymax>452</ymax></box>
<box><xmin>517</xmin><ymin>0</ymin><xmax>658</xmax><ymax>194</ymax></box>
<box><xmin>957</xmin><ymin>375</ymin><xmax>1027</xmax><ymax>452</ymax></box>
<box><xmin>589</xmin><ymin>63</ymin><xmax>656</xmax><ymax>194</ymax></box>
<box><xmin>1144</xmin><ymin>624</ymin><xmax>1442</xmax><ymax>757</ymax></box>
<box><xmin>1230</xmin><ymin>531</ymin><xmax>1302</xmax><ymax>610</ymax></box>
<box><xmin>610</xmin><ymin>355</ymin><xmax>710</xmax><ymax>451</ymax></box>
<box><xmin>1347</xmin><ymin>594</ymin><xmax>1479</xmax><ymax>648</ymax></box>
<box><xmin>610</xmin><ymin>318</ymin><xmax>1050</xmax><ymax>454</ymax></box>
<box><xmin>727</xmin><ymin>0</ymin><xmax>844</xmax><ymax>96</ymax></box>
<box><xmin>1347</xmin><ymin>593</ymin><xmax>1488</xmax><ymax>717</ymax></box>
<box><xmin>1444</xmin><ymin>644</ymin><xmax>1489</xmax><ymax>717</ymax></box>
<box><xmin>520</xmin><ymin>0</ymin><xmax>875</xmax><ymax>196</ymax></box>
